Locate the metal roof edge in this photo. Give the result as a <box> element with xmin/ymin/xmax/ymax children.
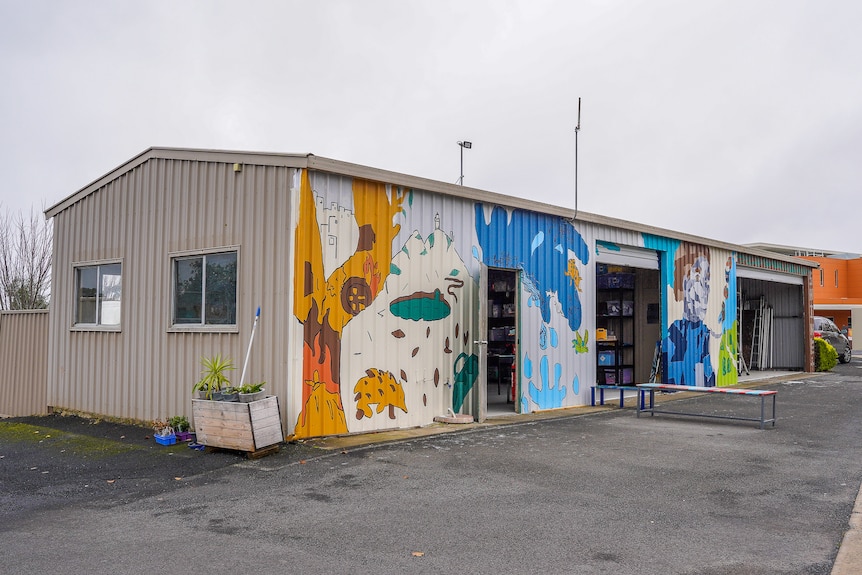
<box><xmin>45</xmin><ymin>147</ymin><xmax>154</xmax><ymax>218</ymax></box>
<box><xmin>44</xmin><ymin>147</ymin><xmax>310</xmax><ymax>219</ymax></box>
<box><xmin>574</xmin><ymin>211</ymin><xmax>818</xmax><ymax>269</ymax></box>
<box><xmin>306</xmin><ymin>155</ymin><xmax>573</xmax><ymax>219</ymax></box>
<box><xmin>41</xmin><ymin>147</ymin><xmax>817</xmax><ymax>273</ymax></box>
<box><xmin>745</xmin><ymin>242</ymin><xmax>861</xmax><ymax>260</ymax></box>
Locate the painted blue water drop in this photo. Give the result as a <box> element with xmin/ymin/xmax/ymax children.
<box><xmin>530</xmin><ymin>231</ymin><xmax>545</xmax><ymax>254</ymax></box>
<box><xmin>540</xmin><ymin>355</ymin><xmax>549</xmax><ymax>389</ymax></box>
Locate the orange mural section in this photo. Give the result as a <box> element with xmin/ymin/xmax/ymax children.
<box><xmin>293</xmin><ymin>172</ymin><xmax>405</xmax><ymax>437</ymax></box>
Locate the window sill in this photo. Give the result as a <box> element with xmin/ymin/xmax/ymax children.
<box><xmin>71</xmin><ymin>325</ymin><xmax>122</xmax><ymax>333</ymax></box>
<box><xmin>168</xmin><ymin>325</ymin><xmax>239</xmax><ymax>334</ymax></box>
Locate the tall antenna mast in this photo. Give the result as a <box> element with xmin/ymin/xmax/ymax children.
<box><xmin>574</xmin><ymin>97</ymin><xmax>581</xmax><ymax>221</ymax></box>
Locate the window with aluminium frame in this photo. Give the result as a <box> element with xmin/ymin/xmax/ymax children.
<box><xmin>171</xmin><ymin>249</ymin><xmax>238</xmax><ymax>327</ymax></box>
<box><xmin>74</xmin><ymin>261</ymin><xmax>122</xmax><ymax>327</ymax></box>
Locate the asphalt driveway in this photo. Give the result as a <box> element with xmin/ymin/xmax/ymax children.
<box><xmin>2</xmin><ymin>362</ymin><xmax>861</xmax><ymax>574</ymax></box>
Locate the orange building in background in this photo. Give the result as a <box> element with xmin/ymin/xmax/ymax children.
<box><xmin>749</xmin><ymin>244</ymin><xmax>861</xmax><ymax>340</ymax></box>
<box><xmin>805</xmin><ymin>255</ymin><xmax>862</xmax><ymax>334</ymax></box>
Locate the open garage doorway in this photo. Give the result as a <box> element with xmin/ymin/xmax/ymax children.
<box><xmin>737</xmin><ymin>273</ymin><xmax>806</xmax><ymax>372</ymax></box>
<box><xmin>595</xmin><ymin>264</ymin><xmax>662</xmax><ymax>387</ymax></box>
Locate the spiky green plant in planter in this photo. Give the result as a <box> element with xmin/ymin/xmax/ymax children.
<box><xmin>237</xmin><ymin>382</ymin><xmax>265</xmax><ymax>394</ymax></box>
<box><xmin>192</xmin><ymin>354</ymin><xmax>235</xmax><ymax>399</ymax></box>
<box><xmin>237</xmin><ymin>381</ymin><xmax>266</xmax><ymax>403</ymax></box>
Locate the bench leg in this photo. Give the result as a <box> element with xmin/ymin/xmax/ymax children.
<box><xmin>772</xmin><ymin>394</ymin><xmax>776</xmax><ymax>427</ymax></box>
<box><xmin>591</xmin><ymin>387</ymin><xmax>607</xmax><ymax>407</ymax></box>
<box><xmin>760</xmin><ymin>394</ymin><xmax>778</xmax><ymax>429</ymax></box>
<box><xmin>638</xmin><ymin>389</ymin><xmax>654</xmax><ymax>417</ymax></box>
<box><xmin>764</xmin><ymin>393</ymin><xmax>777</xmax><ymax>428</ymax></box>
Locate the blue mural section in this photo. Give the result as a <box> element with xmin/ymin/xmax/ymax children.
<box><xmin>721</xmin><ymin>256</ymin><xmax>737</xmax><ymax>332</ymax></box>
<box><xmin>666</xmin><ymin>321</ymin><xmax>715</xmax><ymax>386</ymax></box>
<box><xmin>643</xmin><ymin>234</ymin><xmax>718</xmax><ymax>387</ymax></box>
<box><xmin>475</xmin><ymin>206</ymin><xmax>590</xmax><ymax>411</ymax></box>
<box><xmin>475</xmin><ymin>206</ymin><xmax>590</xmax><ymax>331</ymax></box>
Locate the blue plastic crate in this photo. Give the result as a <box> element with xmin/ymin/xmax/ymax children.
<box><xmin>154</xmin><ymin>433</ymin><xmax>177</xmax><ymax>446</ymax></box>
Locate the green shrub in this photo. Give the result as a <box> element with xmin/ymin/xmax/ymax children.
<box><xmin>813</xmin><ymin>337</ymin><xmax>838</xmax><ymax>371</ymax></box>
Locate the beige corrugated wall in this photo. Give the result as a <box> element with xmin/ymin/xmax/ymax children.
<box><xmin>0</xmin><ymin>310</ymin><xmax>49</xmax><ymax>417</ymax></box>
<box><xmin>47</xmin><ymin>159</ymin><xmax>296</xmax><ymax>428</ymax></box>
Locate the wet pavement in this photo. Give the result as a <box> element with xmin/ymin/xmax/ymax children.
<box><xmin>2</xmin><ymin>361</ymin><xmax>861</xmax><ymax>574</ymax></box>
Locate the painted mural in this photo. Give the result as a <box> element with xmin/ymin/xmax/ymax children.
<box><xmin>293</xmin><ymin>172</ymin><xmax>407</xmax><ymax>437</ymax></box>
<box><xmin>293</xmin><ymin>171</ymin><xmax>597</xmax><ymax>436</ymax></box>
<box><xmin>475</xmin><ymin>205</ymin><xmax>590</xmax><ymax>412</ymax></box>
<box><xmin>294</xmin><ymin>172</ymin><xmax>479</xmax><ymax>437</ymax></box>
<box><xmin>292</xmin><ymin>169</ymin><xmax>743</xmax><ymax>439</ymax></box>
<box><xmin>341</xmin><ymin>221</ymin><xmax>476</xmax><ymax>435</ymax></box>
<box><xmin>643</xmin><ymin>235</ymin><xmax>737</xmax><ymax>387</ymax></box>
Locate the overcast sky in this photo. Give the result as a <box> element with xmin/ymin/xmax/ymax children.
<box><xmin>2</xmin><ymin>1</ymin><xmax>860</xmax><ymax>253</ymax></box>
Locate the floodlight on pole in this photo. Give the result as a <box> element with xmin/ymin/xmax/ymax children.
<box><xmin>457</xmin><ymin>141</ymin><xmax>472</xmax><ymax>185</ymax></box>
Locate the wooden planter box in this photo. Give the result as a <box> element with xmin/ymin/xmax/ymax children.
<box><xmin>192</xmin><ymin>395</ymin><xmax>283</xmax><ymax>454</ymax></box>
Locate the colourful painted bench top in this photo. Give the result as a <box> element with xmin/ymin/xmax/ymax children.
<box><xmin>636</xmin><ymin>383</ymin><xmax>777</xmax><ymax>429</ymax></box>
<box><xmin>636</xmin><ymin>383</ymin><xmax>777</xmax><ymax>396</ymax></box>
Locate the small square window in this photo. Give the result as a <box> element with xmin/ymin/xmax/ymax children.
<box><xmin>74</xmin><ymin>263</ymin><xmax>122</xmax><ymax>326</ymax></box>
<box><xmin>172</xmin><ymin>251</ymin><xmax>237</xmax><ymax>326</ymax></box>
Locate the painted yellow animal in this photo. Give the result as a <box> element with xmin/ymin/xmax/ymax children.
<box><xmin>566</xmin><ymin>259</ymin><xmax>583</xmax><ymax>292</ymax></box>
<box><xmin>353</xmin><ymin>368</ymin><xmax>408</xmax><ymax>420</ymax></box>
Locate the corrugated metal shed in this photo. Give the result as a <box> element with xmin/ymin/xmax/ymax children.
<box><xmin>41</xmin><ymin>147</ymin><xmax>818</xmax><ymax>438</ymax></box>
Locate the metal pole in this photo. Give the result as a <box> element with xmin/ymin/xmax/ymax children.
<box><xmin>457</xmin><ymin>141</ymin><xmax>471</xmax><ymax>186</ymax></box>
<box><xmin>574</xmin><ymin>97</ymin><xmax>581</xmax><ymax>220</ymax></box>
<box><xmin>460</xmin><ymin>145</ymin><xmax>464</xmax><ymax>185</ymax></box>
<box><xmin>239</xmin><ymin>306</ymin><xmax>261</xmax><ymax>387</ymax></box>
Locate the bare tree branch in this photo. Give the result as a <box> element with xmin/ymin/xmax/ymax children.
<box><xmin>0</xmin><ymin>206</ymin><xmax>52</xmax><ymax>310</ymax></box>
